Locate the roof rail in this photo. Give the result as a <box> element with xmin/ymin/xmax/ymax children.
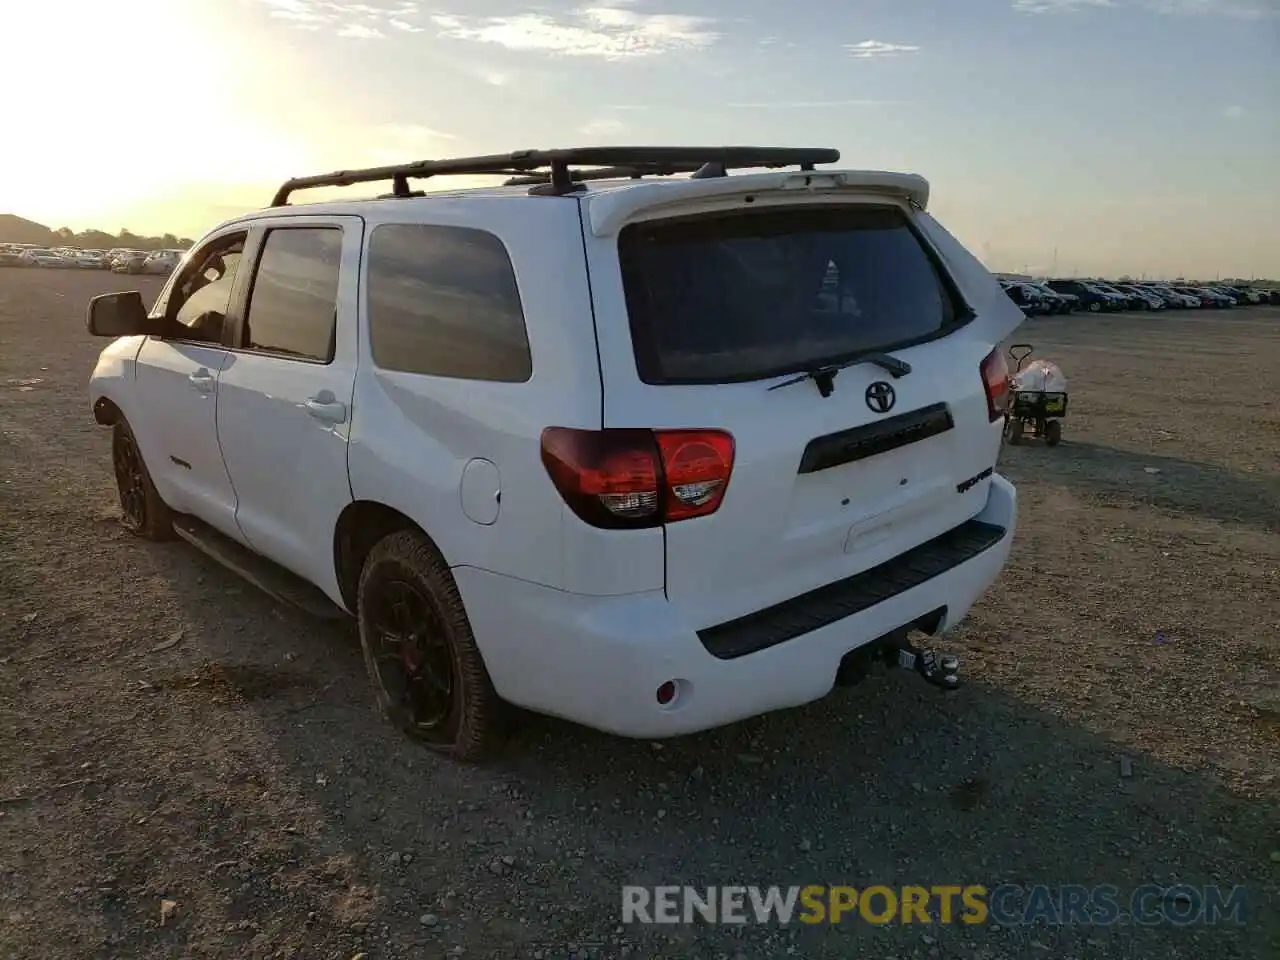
<box><xmin>270</xmin><ymin>146</ymin><xmax>840</xmax><ymax>205</ymax></box>
<box><xmin>501</xmin><ymin>162</ymin><xmax>706</xmax><ymax>187</ymax></box>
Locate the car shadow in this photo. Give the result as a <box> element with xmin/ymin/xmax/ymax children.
<box><xmin>999</xmin><ymin>440</ymin><xmax>1280</xmax><ymax>534</ymax></box>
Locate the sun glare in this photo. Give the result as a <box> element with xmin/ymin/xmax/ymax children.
<box><xmin>0</xmin><ymin>0</ymin><xmax>327</xmax><ymax>233</ymax></box>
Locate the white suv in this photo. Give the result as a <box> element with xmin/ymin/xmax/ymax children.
<box><xmin>87</xmin><ymin>147</ymin><xmax>1022</xmax><ymax>760</ymax></box>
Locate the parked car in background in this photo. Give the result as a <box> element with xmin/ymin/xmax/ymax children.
<box><xmin>1224</xmin><ymin>285</ymin><xmax>1265</xmax><ymax>305</ymax></box>
<box><xmin>1045</xmin><ymin>279</ymin><xmax>1116</xmax><ymax>312</ymax></box>
<box><xmin>1085</xmin><ymin>282</ymin><xmax>1131</xmax><ymax>310</ymax></box>
<box><xmin>0</xmin><ymin>244</ymin><xmax>25</xmax><ymax>266</ymax></box>
<box><xmin>20</xmin><ymin>248</ymin><xmax>65</xmax><ymax>268</ymax></box>
<box><xmin>1027</xmin><ymin>281</ymin><xmax>1076</xmax><ymax>313</ymax></box>
<box><xmin>106</xmin><ymin>249</ymin><xmax>139</xmax><ymax>270</ymax></box>
<box><xmin>1209</xmin><ymin>285</ymin><xmax>1257</xmax><ymax>305</ymax></box>
<box><xmin>75</xmin><ymin>249</ymin><xmax>109</xmax><ymax>269</ymax></box>
<box><xmin>1199</xmin><ymin>286</ymin><xmax>1238</xmax><ymax>306</ymax></box>
<box><xmin>1089</xmin><ymin>281</ymin><xmax>1142</xmax><ymax>310</ymax></box>
<box><xmin>54</xmin><ymin>247</ymin><xmax>86</xmax><ymax>266</ymax></box>
<box><xmin>1001</xmin><ymin>281</ymin><xmax>1052</xmax><ymax>316</ymax></box>
<box><xmin>1144</xmin><ymin>283</ymin><xmax>1199</xmax><ymax>308</ymax></box>
<box><xmin>1113</xmin><ymin>284</ymin><xmax>1165</xmax><ymax>310</ymax></box>
<box><xmin>1172</xmin><ymin>289</ymin><xmax>1208</xmax><ymax>308</ymax></box>
<box><xmin>1187</xmin><ymin>286</ymin><xmax>1233</xmax><ymax>308</ymax></box>
<box><xmin>141</xmin><ymin>250</ymin><xmax>182</xmax><ymax>275</ymax></box>
<box><xmin>111</xmin><ymin>251</ymin><xmax>150</xmax><ymax>274</ymax></box>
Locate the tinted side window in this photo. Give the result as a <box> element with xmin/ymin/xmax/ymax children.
<box><xmin>366</xmin><ymin>224</ymin><xmax>532</xmax><ymax>382</ymax></box>
<box><xmin>170</xmin><ymin>236</ymin><xmax>245</xmax><ymax>342</ymax></box>
<box><xmin>243</xmin><ymin>227</ymin><xmax>342</xmax><ymax>362</ymax></box>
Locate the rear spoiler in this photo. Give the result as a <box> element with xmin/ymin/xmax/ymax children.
<box><xmin>585</xmin><ymin>169</ymin><xmax>930</xmax><ymax>237</ymax></box>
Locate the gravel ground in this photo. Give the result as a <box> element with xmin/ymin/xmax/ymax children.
<box><xmin>1</xmin><ymin>269</ymin><xmax>1277</xmax><ymax>960</ymax></box>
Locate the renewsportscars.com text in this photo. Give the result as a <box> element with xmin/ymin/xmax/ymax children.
<box><xmin>621</xmin><ymin>884</ymin><xmax>1249</xmax><ymax>927</ymax></box>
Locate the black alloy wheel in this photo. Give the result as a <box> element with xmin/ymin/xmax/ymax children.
<box><xmin>108</xmin><ymin>419</ymin><xmax>172</xmax><ymax>542</ymax></box>
<box><xmin>113</xmin><ymin>426</ymin><xmax>147</xmax><ymax>530</ymax></box>
<box><xmin>110</xmin><ymin>419</ymin><xmax>172</xmax><ymax>539</ymax></box>
<box><xmin>364</xmin><ymin>575</ymin><xmax>457</xmax><ymax>733</ymax></box>
<box><xmin>356</xmin><ymin>530</ymin><xmax>504</xmax><ymax>760</ymax></box>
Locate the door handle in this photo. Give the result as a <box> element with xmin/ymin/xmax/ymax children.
<box><xmin>188</xmin><ymin>368</ymin><xmax>215</xmax><ymax>393</ymax></box>
<box><xmin>305</xmin><ymin>396</ymin><xmax>348</xmax><ymax>424</ymax></box>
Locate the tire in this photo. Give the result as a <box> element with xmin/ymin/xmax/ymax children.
<box><xmin>1007</xmin><ymin>419</ymin><xmax>1025</xmax><ymax>445</ymax></box>
<box><xmin>1044</xmin><ymin>420</ymin><xmax>1062</xmax><ymax>447</ymax></box>
<box><xmin>1088</xmin><ymin>302</ymin><xmax>1101</xmax><ymax>313</ymax></box>
<box><xmin>356</xmin><ymin>530</ymin><xmax>504</xmax><ymax>762</ymax></box>
<box><xmin>111</xmin><ymin>419</ymin><xmax>174</xmax><ymax>539</ymax></box>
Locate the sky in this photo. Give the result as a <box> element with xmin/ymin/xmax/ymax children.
<box><xmin>1</xmin><ymin>0</ymin><xmax>1276</xmax><ymax>278</ymax></box>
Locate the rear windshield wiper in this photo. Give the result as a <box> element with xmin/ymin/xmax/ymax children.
<box><xmin>767</xmin><ymin>352</ymin><xmax>912</xmax><ymax>398</ymax></box>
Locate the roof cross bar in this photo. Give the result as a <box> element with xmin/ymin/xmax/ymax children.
<box><xmin>270</xmin><ymin>146</ymin><xmax>840</xmax><ymax>205</ymax></box>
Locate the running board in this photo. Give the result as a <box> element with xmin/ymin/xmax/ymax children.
<box><xmin>171</xmin><ymin>515</ymin><xmax>347</xmax><ymax>620</ymax></box>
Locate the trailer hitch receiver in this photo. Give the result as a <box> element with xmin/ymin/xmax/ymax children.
<box><xmin>886</xmin><ymin>638</ymin><xmax>961</xmax><ymax>690</ymax></box>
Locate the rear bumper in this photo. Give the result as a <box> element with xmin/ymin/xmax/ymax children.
<box><xmin>458</xmin><ymin>473</ymin><xmax>1017</xmax><ymax>739</ymax></box>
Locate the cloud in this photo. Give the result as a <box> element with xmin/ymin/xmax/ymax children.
<box><xmin>375</xmin><ymin>122</ymin><xmax>456</xmax><ymax>144</ymax></box>
<box><xmin>844</xmin><ymin>39</ymin><xmax>921</xmax><ymax>58</ymax></box>
<box><xmin>1013</xmin><ymin>0</ymin><xmax>1277</xmax><ymax>14</ymax></box>
<box><xmin>1140</xmin><ymin>0</ymin><xmax>1279</xmax><ymax>17</ymax></box>
<box><xmin>258</xmin><ymin>0</ymin><xmax>337</xmax><ymax>26</ymax></box>
<box><xmin>1223</xmin><ymin>104</ymin><xmax>1247</xmax><ymax>119</ymax></box>
<box><xmin>361</xmin><ymin>123</ymin><xmax>457</xmax><ymax>164</ymax></box>
<box><xmin>580</xmin><ymin>118</ymin><xmax>627</xmax><ymax>137</ymax></box>
<box><xmin>430</xmin><ymin>6</ymin><xmax>720</xmax><ymax>58</ymax></box>
<box><xmin>338</xmin><ymin>22</ymin><xmax>385</xmax><ymax>38</ymax></box>
<box><xmin>726</xmin><ymin>99</ymin><xmax>899</xmax><ymax>108</ymax></box>
<box><xmin>1012</xmin><ymin>0</ymin><xmax>1114</xmax><ymax>11</ymax></box>
<box><xmin>255</xmin><ymin>0</ymin><xmax>429</xmax><ymax>36</ymax></box>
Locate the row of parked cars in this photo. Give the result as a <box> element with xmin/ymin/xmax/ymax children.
<box><xmin>0</xmin><ymin>243</ymin><xmax>183</xmax><ymax>275</ymax></box>
<box><xmin>1000</xmin><ymin>277</ymin><xmax>1279</xmax><ymax>316</ymax></box>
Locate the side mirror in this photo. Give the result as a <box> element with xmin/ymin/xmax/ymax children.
<box><xmin>87</xmin><ymin>291</ymin><xmax>155</xmax><ymax>337</ymax></box>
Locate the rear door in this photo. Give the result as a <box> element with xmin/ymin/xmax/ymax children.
<box><xmin>584</xmin><ymin>191</ymin><xmax>1022</xmax><ymax>630</ymax></box>
<box><xmin>215</xmin><ymin>217</ymin><xmax>360</xmax><ymax>601</ymax></box>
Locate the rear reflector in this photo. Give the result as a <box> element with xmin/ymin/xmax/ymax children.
<box><xmin>980</xmin><ymin>348</ymin><xmax>1010</xmax><ymax>422</ymax></box>
<box><xmin>541</xmin><ymin>427</ymin><xmax>734</xmax><ymax>529</ymax></box>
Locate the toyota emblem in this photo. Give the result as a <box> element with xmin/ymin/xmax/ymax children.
<box><xmin>865</xmin><ymin>381</ymin><xmax>896</xmax><ymax>413</ymax></box>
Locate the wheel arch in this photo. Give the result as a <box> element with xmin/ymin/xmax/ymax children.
<box><xmin>333</xmin><ymin>500</ymin><xmax>448</xmax><ymax>612</ymax></box>
<box><xmin>93</xmin><ymin>396</ymin><xmax>123</xmax><ymax>426</ymax></box>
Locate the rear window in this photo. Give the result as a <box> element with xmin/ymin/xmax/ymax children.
<box><xmin>618</xmin><ymin>205</ymin><xmax>965</xmax><ymax>385</ymax></box>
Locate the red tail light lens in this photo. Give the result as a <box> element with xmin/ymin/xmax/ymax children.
<box><xmin>654</xmin><ymin>431</ymin><xmax>734</xmax><ymax>521</ymax></box>
<box><xmin>541</xmin><ymin>427</ymin><xmax>735</xmax><ymax>529</ymax></box>
<box><xmin>980</xmin><ymin>348</ymin><xmax>1010</xmax><ymax>422</ymax></box>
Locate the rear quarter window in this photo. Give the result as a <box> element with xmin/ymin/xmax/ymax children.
<box><xmin>618</xmin><ymin>204</ymin><xmax>965</xmax><ymax>385</ymax></box>
<box><xmin>366</xmin><ymin>224</ymin><xmax>532</xmax><ymax>382</ymax></box>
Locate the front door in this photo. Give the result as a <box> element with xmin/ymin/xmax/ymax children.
<box><xmin>214</xmin><ymin>217</ymin><xmax>361</xmax><ymax>604</ymax></box>
<box><xmin>133</xmin><ymin>229</ymin><xmax>251</xmax><ymax>539</ymax></box>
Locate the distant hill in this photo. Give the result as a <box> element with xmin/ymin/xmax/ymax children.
<box><xmin>0</xmin><ymin>214</ymin><xmax>193</xmax><ymax>251</ymax></box>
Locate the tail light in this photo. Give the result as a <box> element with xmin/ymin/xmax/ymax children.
<box><xmin>980</xmin><ymin>348</ymin><xmax>1010</xmax><ymax>422</ymax></box>
<box><xmin>540</xmin><ymin>427</ymin><xmax>735</xmax><ymax>529</ymax></box>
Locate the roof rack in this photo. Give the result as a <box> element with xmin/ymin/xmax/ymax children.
<box><xmin>270</xmin><ymin>146</ymin><xmax>840</xmax><ymax>206</ymax></box>
<box><xmin>502</xmin><ymin>163</ymin><xmax>699</xmax><ymax>186</ymax></box>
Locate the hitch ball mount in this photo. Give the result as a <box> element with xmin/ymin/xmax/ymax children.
<box><xmin>887</xmin><ymin>638</ymin><xmax>961</xmax><ymax>691</ymax></box>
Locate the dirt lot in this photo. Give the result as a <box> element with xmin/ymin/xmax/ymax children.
<box><xmin>1</xmin><ymin>268</ymin><xmax>1277</xmax><ymax>960</ymax></box>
